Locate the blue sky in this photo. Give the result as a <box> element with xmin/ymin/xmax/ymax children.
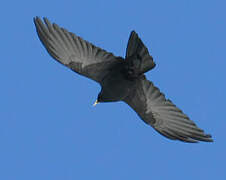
<box><xmin>1</xmin><ymin>0</ymin><xmax>225</xmax><ymax>179</ymax></box>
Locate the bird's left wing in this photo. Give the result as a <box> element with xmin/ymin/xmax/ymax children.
<box><xmin>34</xmin><ymin>17</ymin><xmax>122</xmax><ymax>83</ymax></box>
<box><xmin>123</xmin><ymin>77</ymin><xmax>213</xmax><ymax>143</ymax></box>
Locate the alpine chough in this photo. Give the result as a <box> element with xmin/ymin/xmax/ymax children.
<box><xmin>34</xmin><ymin>17</ymin><xmax>213</xmax><ymax>143</ymax></box>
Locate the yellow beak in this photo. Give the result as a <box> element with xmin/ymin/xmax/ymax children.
<box><xmin>93</xmin><ymin>100</ymin><xmax>99</xmax><ymax>106</ymax></box>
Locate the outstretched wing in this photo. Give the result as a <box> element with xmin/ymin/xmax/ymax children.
<box><xmin>125</xmin><ymin>31</ymin><xmax>156</xmax><ymax>75</ymax></box>
<box><xmin>124</xmin><ymin>78</ymin><xmax>213</xmax><ymax>143</ymax></box>
<box><xmin>34</xmin><ymin>17</ymin><xmax>122</xmax><ymax>83</ymax></box>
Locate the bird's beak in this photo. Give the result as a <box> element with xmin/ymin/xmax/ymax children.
<box><xmin>93</xmin><ymin>100</ymin><xmax>99</xmax><ymax>106</ymax></box>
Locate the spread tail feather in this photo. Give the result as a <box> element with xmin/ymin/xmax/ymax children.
<box><xmin>125</xmin><ymin>31</ymin><xmax>155</xmax><ymax>78</ymax></box>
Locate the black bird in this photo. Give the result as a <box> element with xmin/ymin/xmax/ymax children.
<box><xmin>34</xmin><ymin>17</ymin><xmax>213</xmax><ymax>143</ymax></box>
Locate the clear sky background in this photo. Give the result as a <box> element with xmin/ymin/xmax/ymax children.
<box><xmin>1</xmin><ymin>0</ymin><xmax>225</xmax><ymax>179</ymax></box>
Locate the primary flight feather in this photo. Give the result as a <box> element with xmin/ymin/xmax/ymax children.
<box><xmin>34</xmin><ymin>17</ymin><xmax>213</xmax><ymax>143</ymax></box>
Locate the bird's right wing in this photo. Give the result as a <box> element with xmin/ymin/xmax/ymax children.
<box><xmin>34</xmin><ymin>17</ymin><xmax>122</xmax><ymax>83</ymax></box>
<box><xmin>124</xmin><ymin>78</ymin><xmax>213</xmax><ymax>143</ymax></box>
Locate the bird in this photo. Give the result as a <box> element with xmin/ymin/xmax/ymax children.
<box><xmin>34</xmin><ymin>17</ymin><xmax>213</xmax><ymax>143</ymax></box>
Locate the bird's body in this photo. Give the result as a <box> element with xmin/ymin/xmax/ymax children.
<box><xmin>34</xmin><ymin>17</ymin><xmax>213</xmax><ymax>143</ymax></box>
<box><xmin>99</xmin><ymin>65</ymin><xmax>135</xmax><ymax>102</ymax></box>
<box><xmin>99</xmin><ymin>60</ymin><xmax>145</xmax><ymax>102</ymax></box>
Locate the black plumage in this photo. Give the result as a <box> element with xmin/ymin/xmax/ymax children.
<box><xmin>34</xmin><ymin>17</ymin><xmax>213</xmax><ymax>143</ymax></box>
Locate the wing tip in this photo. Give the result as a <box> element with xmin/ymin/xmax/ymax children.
<box><xmin>156</xmin><ymin>126</ymin><xmax>214</xmax><ymax>143</ymax></box>
<box><xmin>33</xmin><ymin>16</ymin><xmax>39</xmax><ymax>26</ymax></box>
<box><xmin>172</xmin><ymin>136</ymin><xmax>213</xmax><ymax>143</ymax></box>
<box><xmin>179</xmin><ymin>134</ymin><xmax>214</xmax><ymax>143</ymax></box>
<box><xmin>33</xmin><ymin>16</ymin><xmax>49</xmax><ymax>24</ymax></box>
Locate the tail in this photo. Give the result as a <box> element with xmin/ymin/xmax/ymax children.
<box><xmin>125</xmin><ymin>31</ymin><xmax>156</xmax><ymax>75</ymax></box>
